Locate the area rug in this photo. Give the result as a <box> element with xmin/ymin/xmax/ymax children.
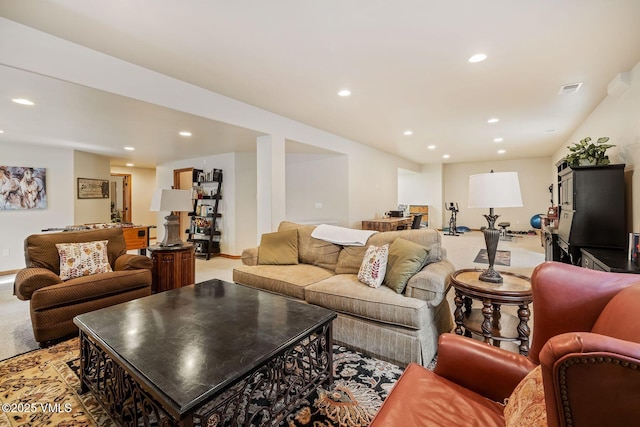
<box><xmin>473</xmin><ymin>249</ymin><xmax>511</xmax><ymax>266</ymax></box>
<box><xmin>0</xmin><ymin>338</ymin><xmax>404</xmax><ymax>427</ymax></box>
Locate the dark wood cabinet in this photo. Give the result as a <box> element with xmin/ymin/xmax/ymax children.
<box><xmin>581</xmin><ymin>248</ymin><xmax>640</xmax><ymax>274</ymax></box>
<box><xmin>149</xmin><ymin>244</ymin><xmax>196</xmax><ymax>292</ymax></box>
<box><xmin>556</xmin><ymin>163</ymin><xmax>626</xmax><ymax>264</ymax></box>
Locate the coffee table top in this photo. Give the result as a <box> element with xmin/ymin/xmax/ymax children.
<box><xmin>74</xmin><ymin>279</ymin><xmax>336</xmax><ymax>416</ymax></box>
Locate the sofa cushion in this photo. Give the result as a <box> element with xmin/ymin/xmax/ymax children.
<box><xmin>336</xmin><ymin>228</ymin><xmax>442</xmax><ymax>274</ymax></box>
<box><xmin>503</xmin><ymin>365</ymin><xmax>547</xmax><ymax>427</ymax></box>
<box><xmin>55</xmin><ymin>240</ymin><xmax>113</xmax><ymax>281</ymax></box>
<box><xmin>233</xmin><ymin>264</ymin><xmax>334</xmax><ymax>300</ymax></box>
<box><xmin>278</xmin><ymin>222</ymin><xmax>342</xmax><ymax>272</ymax></box>
<box><xmin>258</xmin><ymin>229</ymin><xmax>299</xmax><ymax>265</ymax></box>
<box><xmin>30</xmin><ymin>269</ymin><xmax>151</xmax><ymax>311</ymax></box>
<box><xmin>384</xmin><ymin>238</ymin><xmax>429</xmax><ymax>294</ymax></box>
<box><xmin>357</xmin><ymin>244</ymin><xmax>389</xmax><ymax>288</ymax></box>
<box><xmin>305</xmin><ymin>274</ymin><xmax>428</xmax><ymax>329</ymax></box>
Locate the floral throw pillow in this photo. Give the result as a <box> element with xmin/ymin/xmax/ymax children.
<box><xmin>56</xmin><ymin>240</ymin><xmax>113</xmax><ymax>281</ymax></box>
<box><xmin>357</xmin><ymin>244</ymin><xmax>389</xmax><ymax>288</ymax></box>
<box><xmin>503</xmin><ymin>365</ymin><xmax>547</xmax><ymax>427</ymax></box>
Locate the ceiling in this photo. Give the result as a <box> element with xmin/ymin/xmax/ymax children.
<box><xmin>1</xmin><ymin>1</ymin><xmax>640</xmax><ymax>169</ymax></box>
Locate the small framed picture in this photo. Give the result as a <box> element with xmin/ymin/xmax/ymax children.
<box><xmin>78</xmin><ymin>178</ymin><xmax>110</xmax><ymax>199</ymax></box>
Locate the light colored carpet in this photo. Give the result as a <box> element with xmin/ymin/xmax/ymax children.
<box><xmin>0</xmin><ymin>230</ymin><xmax>544</xmax><ymax>361</ymax></box>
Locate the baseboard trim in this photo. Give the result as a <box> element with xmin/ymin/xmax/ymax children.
<box><xmin>219</xmin><ymin>253</ymin><xmax>241</xmax><ymax>260</ymax></box>
<box><xmin>0</xmin><ymin>269</ymin><xmax>19</xmax><ymax>276</ymax></box>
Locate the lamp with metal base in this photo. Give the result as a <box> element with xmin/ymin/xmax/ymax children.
<box><xmin>468</xmin><ymin>171</ymin><xmax>523</xmax><ymax>283</ymax></box>
<box><xmin>149</xmin><ymin>189</ymin><xmax>193</xmax><ymax>247</ymax></box>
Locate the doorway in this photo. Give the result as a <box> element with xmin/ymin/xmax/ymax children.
<box><xmin>110</xmin><ymin>174</ymin><xmax>131</xmax><ymax>223</ymax></box>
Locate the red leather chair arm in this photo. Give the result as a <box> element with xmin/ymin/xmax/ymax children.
<box><xmin>433</xmin><ymin>333</ymin><xmax>537</xmax><ymax>402</ymax></box>
<box><xmin>528</xmin><ymin>262</ymin><xmax>640</xmax><ymax>364</ymax></box>
<box><xmin>114</xmin><ymin>253</ymin><xmax>152</xmax><ymax>271</ymax></box>
<box><xmin>540</xmin><ymin>332</ymin><xmax>640</xmax><ymax>427</ymax></box>
<box><xmin>14</xmin><ymin>267</ymin><xmax>62</xmax><ymax>300</ymax></box>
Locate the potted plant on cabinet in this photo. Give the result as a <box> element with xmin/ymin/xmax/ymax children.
<box><xmin>564</xmin><ymin>137</ymin><xmax>615</xmax><ymax>167</ymax></box>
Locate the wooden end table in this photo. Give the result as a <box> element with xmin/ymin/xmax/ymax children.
<box><xmin>148</xmin><ymin>244</ymin><xmax>195</xmax><ymax>293</ymax></box>
<box><xmin>451</xmin><ymin>268</ymin><xmax>532</xmax><ymax>355</ymax></box>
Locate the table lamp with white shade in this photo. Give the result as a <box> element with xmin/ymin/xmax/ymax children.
<box><xmin>468</xmin><ymin>171</ymin><xmax>523</xmax><ymax>283</ymax></box>
<box><xmin>150</xmin><ymin>189</ymin><xmax>193</xmax><ymax>247</ymax></box>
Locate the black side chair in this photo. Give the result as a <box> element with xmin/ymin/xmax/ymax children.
<box><xmin>411</xmin><ymin>214</ymin><xmax>423</xmax><ymax>229</ymax></box>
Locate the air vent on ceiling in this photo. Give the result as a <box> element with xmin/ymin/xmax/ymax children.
<box><xmin>558</xmin><ymin>82</ymin><xmax>583</xmax><ymax>95</ymax></box>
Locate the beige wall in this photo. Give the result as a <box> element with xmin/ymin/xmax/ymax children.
<box><xmin>552</xmin><ymin>61</ymin><xmax>640</xmax><ymax>232</ymax></box>
<box><xmin>443</xmin><ymin>157</ymin><xmax>552</xmax><ymax>231</ymax></box>
<box><xmin>73</xmin><ymin>151</ymin><xmax>111</xmax><ymax>225</ymax></box>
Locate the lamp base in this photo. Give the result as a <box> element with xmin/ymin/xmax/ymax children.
<box><xmin>479</xmin><ymin>267</ymin><xmax>503</xmax><ymax>283</ymax></box>
<box><xmin>480</xmin><ymin>221</ymin><xmax>503</xmax><ymax>284</ymax></box>
<box><xmin>159</xmin><ymin>213</ymin><xmax>184</xmax><ymax>247</ymax></box>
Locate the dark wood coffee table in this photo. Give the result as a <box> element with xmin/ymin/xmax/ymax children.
<box><xmin>74</xmin><ymin>279</ymin><xmax>336</xmax><ymax>427</ymax></box>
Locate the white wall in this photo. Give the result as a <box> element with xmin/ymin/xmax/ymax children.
<box><xmin>0</xmin><ymin>142</ymin><xmax>74</xmax><ymax>271</ymax></box>
<box><xmin>73</xmin><ymin>151</ymin><xmax>111</xmax><ymax>224</ymax></box>
<box><xmin>156</xmin><ymin>154</ymin><xmax>237</xmax><ymax>254</ymax></box>
<box><xmin>110</xmin><ymin>166</ymin><xmax>157</xmax><ymax>239</ymax></box>
<box><xmin>397</xmin><ymin>163</ymin><xmax>445</xmax><ymax>229</ymax></box>
<box><xmin>234</xmin><ymin>152</ymin><xmax>258</xmax><ymax>248</ymax></box>
<box><xmin>443</xmin><ymin>157</ymin><xmax>552</xmax><ymax>231</ymax></box>
<box><xmin>552</xmin><ymin>62</ymin><xmax>640</xmax><ymax>231</ymax></box>
<box><xmin>285</xmin><ymin>154</ymin><xmax>349</xmax><ymax>226</ymax></box>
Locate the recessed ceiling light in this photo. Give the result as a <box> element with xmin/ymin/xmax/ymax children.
<box><xmin>427</xmin><ymin>145</ymin><xmax>436</xmax><ymax>150</ymax></box>
<box><xmin>443</xmin><ymin>154</ymin><xmax>450</xmax><ymax>159</ymax></box>
<box><xmin>487</xmin><ymin>118</ymin><xmax>499</xmax><ymax>124</ymax></box>
<box><xmin>403</xmin><ymin>130</ymin><xmax>413</xmax><ymax>136</ymax></box>
<box><xmin>338</xmin><ymin>89</ymin><xmax>351</xmax><ymax>97</ymax></box>
<box><xmin>494</xmin><ymin>138</ymin><xmax>504</xmax><ymax>143</ymax></box>
<box><xmin>179</xmin><ymin>131</ymin><xmax>192</xmax><ymax>137</ymax></box>
<box><xmin>126</xmin><ymin>163</ymin><xmax>134</xmax><ymax>167</ymax></box>
<box><xmin>12</xmin><ymin>98</ymin><xmax>34</xmax><ymax>106</ymax></box>
<box><xmin>0</xmin><ymin>130</ymin><xmax>4</xmax><ymax>134</ymax></box>
<box><xmin>498</xmin><ymin>149</ymin><xmax>506</xmax><ymax>154</ymax></box>
<box><xmin>468</xmin><ymin>53</ymin><xmax>487</xmax><ymax>63</ymax></box>
<box><xmin>124</xmin><ymin>146</ymin><xmax>135</xmax><ymax>151</ymax></box>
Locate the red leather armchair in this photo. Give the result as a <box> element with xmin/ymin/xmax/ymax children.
<box><xmin>370</xmin><ymin>261</ymin><xmax>640</xmax><ymax>427</ymax></box>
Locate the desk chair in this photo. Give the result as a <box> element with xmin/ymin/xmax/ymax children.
<box><xmin>411</xmin><ymin>214</ymin><xmax>423</xmax><ymax>229</ymax></box>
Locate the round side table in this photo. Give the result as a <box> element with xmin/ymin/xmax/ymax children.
<box><xmin>451</xmin><ymin>268</ymin><xmax>532</xmax><ymax>355</ymax></box>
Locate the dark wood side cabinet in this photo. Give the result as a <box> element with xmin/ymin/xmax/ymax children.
<box><xmin>581</xmin><ymin>248</ymin><xmax>640</xmax><ymax>274</ymax></box>
<box><xmin>148</xmin><ymin>244</ymin><xmax>196</xmax><ymax>292</ymax></box>
<box><xmin>557</xmin><ymin>163</ymin><xmax>626</xmax><ymax>264</ymax></box>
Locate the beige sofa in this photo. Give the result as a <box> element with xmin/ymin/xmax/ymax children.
<box><xmin>233</xmin><ymin>221</ymin><xmax>455</xmax><ymax>367</ymax></box>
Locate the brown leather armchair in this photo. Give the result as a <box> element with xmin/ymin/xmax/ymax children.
<box><xmin>14</xmin><ymin>228</ymin><xmax>152</xmax><ymax>346</ymax></box>
<box><xmin>370</xmin><ymin>261</ymin><xmax>640</xmax><ymax>427</ymax></box>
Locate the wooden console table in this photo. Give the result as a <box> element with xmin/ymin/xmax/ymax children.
<box><xmin>148</xmin><ymin>244</ymin><xmax>196</xmax><ymax>293</ymax></box>
<box><xmin>451</xmin><ymin>269</ymin><xmax>532</xmax><ymax>355</ymax></box>
<box><xmin>362</xmin><ymin>217</ymin><xmax>412</xmax><ymax>232</ymax></box>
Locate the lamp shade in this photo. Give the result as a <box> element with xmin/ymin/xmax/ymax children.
<box><xmin>468</xmin><ymin>172</ymin><xmax>523</xmax><ymax>209</ymax></box>
<box><xmin>149</xmin><ymin>189</ymin><xmax>193</xmax><ymax>212</ymax></box>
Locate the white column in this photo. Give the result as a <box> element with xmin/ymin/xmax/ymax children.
<box><xmin>256</xmin><ymin>134</ymin><xmax>286</xmax><ymax>240</ymax></box>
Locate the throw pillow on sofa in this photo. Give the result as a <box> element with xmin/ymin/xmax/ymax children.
<box><xmin>56</xmin><ymin>240</ymin><xmax>113</xmax><ymax>281</ymax></box>
<box><xmin>384</xmin><ymin>238</ymin><xmax>429</xmax><ymax>293</ymax></box>
<box><xmin>357</xmin><ymin>244</ymin><xmax>389</xmax><ymax>288</ymax></box>
<box><xmin>258</xmin><ymin>229</ymin><xmax>299</xmax><ymax>265</ymax></box>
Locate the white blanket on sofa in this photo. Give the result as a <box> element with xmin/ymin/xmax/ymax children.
<box><xmin>311</xmin><ymin>224</ymin><xmax>377</xmax><ymax>246</ymax></box>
